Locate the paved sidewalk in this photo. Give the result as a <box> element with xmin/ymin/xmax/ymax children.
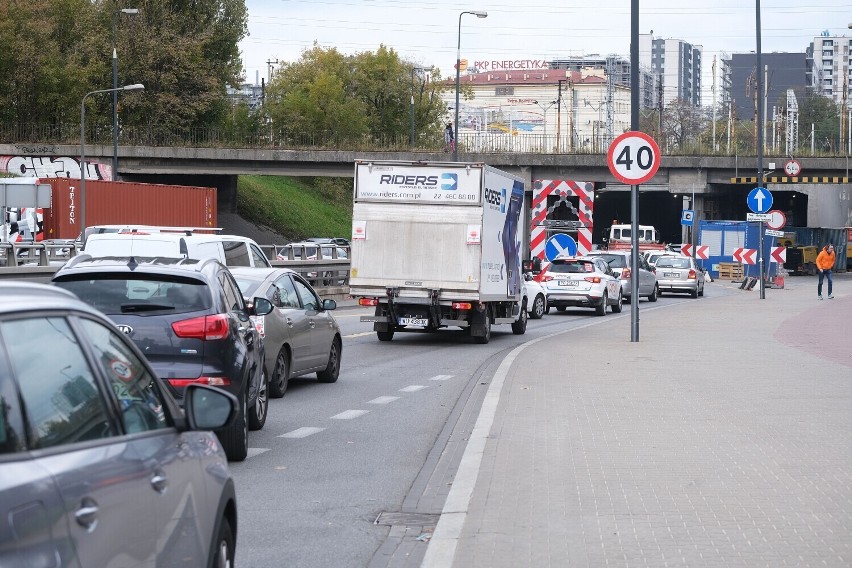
<box><xmin>423</xmin><ymin>273</ymin><xmax>852</xmax><ymax>567</ymax></box>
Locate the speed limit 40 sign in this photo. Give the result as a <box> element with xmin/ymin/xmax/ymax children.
<box><xmin>607</xmin><ymin>131</ymin><xmax>661</xmax><ymax>185</ymax></box>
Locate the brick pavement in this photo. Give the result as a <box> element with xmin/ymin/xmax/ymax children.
<box><xmin>423</xmin><ymin>273</ymin><xmax>852</xmax><ymax>567</ymax></box>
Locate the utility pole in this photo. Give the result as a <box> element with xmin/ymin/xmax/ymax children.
<box><xmin>556</xmin><ymin>79</ymin><xmax>565</xmax><ymax>152</ymax></box>
<box><xmin>569</xmin><ymin>77</ymin><xmax>575</xmax><ymax>150</ymax></box>
<box><xmin>712</xmin><ymin>55</ymin><xmax>717</xmax><ymax>152</ymax></box>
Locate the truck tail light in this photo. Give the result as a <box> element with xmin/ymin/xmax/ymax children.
<box><xmin>584</xmin><ymin>276</ymin><xmax>602</xmax><ymax>284</ymax></box>
<box><xmin>167</xmin><ymin>377</ymin><xmax>231</xmax><ymax>388</ymax></box>
<box><xmin>452</xmin><ymin>302</ymin><xmax>473</xmax><ymax>310</ymax></box>
<box><xmin>171</xmin><ymin>314</ymin><xmax>229</xmax><ymax>340</ymax></box>
<box><xmin>359</xmin><ymin>297</ymin><xmax>379</xmax><ymax>307</ymax></box>
<box><xmin>688</xmin><ymin>269</ymin><xmax>697</xmax><ymax>280</ymax></box>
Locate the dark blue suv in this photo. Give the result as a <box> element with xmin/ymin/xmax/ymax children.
<box><xmin>52</xmin><ymin>255</ymin><xmax>273</xmax><ymax>461</ymax></box>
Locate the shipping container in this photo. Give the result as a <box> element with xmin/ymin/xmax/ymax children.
<box><xmin>696</xmin><ymin>220</ymin><xmax>778</xmax><ymax>279</ymax></box>
<box><xmin>40</xmin><ymin>179</ymin><xmax>217</xmax><ymax>240</ymax></box>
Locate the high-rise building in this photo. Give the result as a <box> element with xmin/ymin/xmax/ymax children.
<box><xmin>639</xmin><ymin>34</ymin><xmax>703</xmax><ymax>108</ymax></box>
<box><xmin>724</xmin><ymin>52</ymin><xmax>807</xmax><ymax>122</ymax></box>
<box><xmin>807</xmin><ymin>32</ymin><xmax>852</xmax><ymax>105</ymax></box>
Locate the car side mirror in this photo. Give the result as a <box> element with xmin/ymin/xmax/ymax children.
<box><xmin>322</xmin><ymin>298</ymin><xmax>337</xmax><ymax>311</ymax></box>
<box><xmin>251</xmin><ymin>297</ymin><xmax>274</xmax><ymax>316</ymax></box>
<box><xmin>184</xmin><ymin>384</ymin><xmax>237</xmax><ymax>431</ymax></box>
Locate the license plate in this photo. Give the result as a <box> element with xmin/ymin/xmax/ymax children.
<box><xmin>557</xmin><ymin>280</ymin><xmax>577</xmax><ymax>287</ymax></box>
<box><xmin>399</xmin><ymin>317</ymin><xmax>428</xmax><ymax>327</ymax></box>
<box><xmin>664</xmin><ymin>272</ymin><xmax>677</xmax><ymax>278</ymax></box>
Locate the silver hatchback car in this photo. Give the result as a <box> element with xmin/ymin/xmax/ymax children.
<box><xmin>0</xmin><ymin>282</ymin><xmax>239</xmax><ymax>567</ymax></box>
<box><xmin>586</xmin><ymin>250</ymin><xmax>659</xmax><ymax>303</ymax></box>
<box><xmin>654</xmin><ymin>255</ymin><xmax>706</xmax><ymax>298</ymax></box>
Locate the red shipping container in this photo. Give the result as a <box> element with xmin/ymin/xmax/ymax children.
<box><xmin>40</xmin><ymin>179</ymin><xmax>217</xmax><ymax>240</ymax></box>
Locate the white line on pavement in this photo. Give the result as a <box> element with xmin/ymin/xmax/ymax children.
<box><xmin>278</xmin><ymin>427</ymin><xmax>326</xmax><ymax>438</ymax></box>
<box><xmin>331</xmin><ymin>409</ymin><xmax>370</xmax><ymax>420</ymax></box>
<box><xmin>399</xmin><ymin>385</ymin><xmax>428</xmax><ymax>393</ymax></box>
<box><xmin>367</xmin><ymin>396</ymin><xmax>400</xmax><ymax>405</ymax></box>
<box><xmin>429</xmin><ymin>375</ymin><xmax>454</xmax><ymax>381</ymax></box>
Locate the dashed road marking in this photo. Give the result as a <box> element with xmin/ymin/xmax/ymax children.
<box><xmin>429</xmin><ymin>375</ymin><xmax>454</xmax><ymax>381</ymax></box>
<box><xmin>331</xmin><ymin>409</ymin><xmax>370</xmax><ymax>420</ymax></box>
<box><xmin>399</xmin><ymin>385</ymin><xmax>428</xmax><ymax>393</ymax></box>
<box><xmin>247</xmin><ymin>447</ymin><xmax>271</xmax><ymax>458</ymax></box>
<box><xmin>278</xmin><ymin>427</ymin><xmax>326</xmax><ymax>438</ymax></box>
<box><xmin>367</xmin><ymin>396</ymin><xmax>400</xmax><ymax>405</ymax></box>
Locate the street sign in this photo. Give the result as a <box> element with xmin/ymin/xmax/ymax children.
<box><xmin>544</xmin><ymin>233</ymin><xmax>577</xmax><ymax>261</ymax></box>
<box><xmin>766</xmin><ymin>209</ymin><xmax>786</xmax><ymax>230</ymax></box>
<box><xmin>770</xmin><ymin>246</ymin><xmax>787</xmax><ymax>264</ymax></box>
<box><xmin>747</xmin><ymin>212</ymin><xmax>772</xmax><ymax>222</ymax></box>
<box><xmin>765</xmin><ymin>229</ymin><xmax>785</xmax><ymax>237</ymax></box>
<box><xmin>681</xmin><ymin>244</ymin><xmax>709</xmax><ymax>259</ymax></box>
<box><xmin>681</xmin><ymin>209</ymin><xmax>694</xmax><ymax>226</ymax></box>
<box><xmin>606</xmin><ymin>131</ymin><xmax>661</xmax><ymax>185</ymax></box>
<box><xmin>681</xmin><ymin>243</ymin><xmax>692</xmax><ymax>257</ymax></box>
<box><xmin>747</xmin><ymin>187</ymin><xmax>773</xmax><ymax>214</ymax></box>
<box><xmin>784</xmin><ymin>159</ymin><xmax>802</xmax><ymax>177</ymax></box>
<box><xmin>733</xmin><ymin>247</ymin><xmax>757</xmax><ymax>265</ymax></box>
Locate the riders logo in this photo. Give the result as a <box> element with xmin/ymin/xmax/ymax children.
<box><xmin>440</xmin><ymin>173</ymin><xmax>458</xmax><ymax>190</ymax></box>
<box><xmin>484</xmin><ymin>187</ymin><xmax>506</xmax><ymax>213</ymax></box>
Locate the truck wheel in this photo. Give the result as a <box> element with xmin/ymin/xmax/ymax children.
<box><xmin>472</xmin><ymin>308</ymin><xmax>491</xmax><ymax>344</ymax></box>
<box><xmin>377</xmin><ymin>330</ymin><xmax>394</xmax><ymax>341</ymax></box>
<box><xmin>595</xmin><ymin>292</ymin><xmax>608</xmax><ymax>316</ymax></box>
<box><xmin>511</xmin><ymin>300</ymin><xmax>528</xmax><ymax>334</ymax></box>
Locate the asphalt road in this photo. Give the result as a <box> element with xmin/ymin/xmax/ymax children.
<box><xmin>230</xmin><ymin>286</ymin><xmax>728</xmax><ymax>567</ymax></box>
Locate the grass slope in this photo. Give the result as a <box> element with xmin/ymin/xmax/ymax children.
<box><xmin>237</xmin><ymin>175</ymin><xmax>352</xmax><ymax>241</ymax></box>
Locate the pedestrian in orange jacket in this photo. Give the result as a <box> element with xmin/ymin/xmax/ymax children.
<box><xmin>815</xmin><ymin>243</ymin><xmax>836</xmax><ymax>299</ymax></box>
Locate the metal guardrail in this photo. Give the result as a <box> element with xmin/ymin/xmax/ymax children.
<box><xmin>0</xmin><ymin>241</ymin><xmax>353</xmax><ymax>297</ymax></box>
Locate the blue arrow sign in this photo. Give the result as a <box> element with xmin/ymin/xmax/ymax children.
<box><xmin>544</xmin><ymin>233</ymin><xmax>577</xmax><ymax>261</ymax></box>
<box><xmin>747</xmin><ymin>187</ymin><xmax>773</xmax><ymax>214</ymax></box>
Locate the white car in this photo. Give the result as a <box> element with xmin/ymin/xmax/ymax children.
<box><xmin>538</xmin><ymin>255</ymin><xmax>623</xmax><ymax>316</ymax></box>
<box><xmin>644</xmin><ymin>250</ymin><xmax>684</xmax><ymax>269</ymax></box>
<box><xmin>523</xmin><ymin>273</ymin><xmax>548</xmax><ymax>319</ymax></box>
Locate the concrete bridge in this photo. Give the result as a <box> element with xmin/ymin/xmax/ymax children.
<box><xmin>3</xmin><ymin>143</ymin><xmax>851</xmax><ymax>242</ymax></box>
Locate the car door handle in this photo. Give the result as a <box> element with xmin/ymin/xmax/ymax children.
<box><xmin>150</xmin><ymin>471</ymin><xmax>168</xmax><ymax>494</ymax></box>
<box><xmin>75</xmin><ymin>498</ymin><xmax>99</xmax><ymax>531</ymax></box>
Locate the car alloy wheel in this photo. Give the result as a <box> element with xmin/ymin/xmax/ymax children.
<box><xmin>530</xmin><ymin>294</ymin><xmax>546</xmax><ymax>319</ymax></box>
<box><xmin>317</xmin><ymin>338</ymin><xmax>341</xmax><ymax>383</ymax></box>
<box><xmin>249</xmin><ymin>370</ymin><xmax>268</xmax><ymax>430</ymax></box>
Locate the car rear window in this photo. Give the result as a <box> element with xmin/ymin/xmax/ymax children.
<box><xmin>549</xmin><ymin>260</ymin><xmax>594</xmax><ymax>273</ymax></box>
<box><xmin>656</xmin><ymin>258</ymin><xmax>690</xmax><ymax>269</ymax></box>
<box><xmin>55</xmin><ymin>276</ymin><xmax>211</xmax><ymax>315</ymax></box>
<box><xmin>591</xmin><ymin>254</ymin><xmax>626</xmax><ymax>268</ymax></box>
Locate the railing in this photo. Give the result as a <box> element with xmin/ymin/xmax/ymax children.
<box><xmin>3</xmin><ymin>122</ymin><xmax>848</xmax><ymax>157</ymax></box>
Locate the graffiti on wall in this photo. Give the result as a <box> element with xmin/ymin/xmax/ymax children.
<box><xmin>1</xmin><ymin>155</ymin><xmax>112</xmax><ymax>180</ymax></box>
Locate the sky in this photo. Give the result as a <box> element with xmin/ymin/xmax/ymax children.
<box><xmin>238</xmin><ymin>0</ymin><xmax>852</xmax><ymax>102</ymax></box>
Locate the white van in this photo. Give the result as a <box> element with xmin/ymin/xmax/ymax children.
<box><xmin>83</xmin><ymin>232</ymin><xmax>272</xmax><ymax>268</ymax></box>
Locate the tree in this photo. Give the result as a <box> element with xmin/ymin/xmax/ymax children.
<box><xmin>661</xmin><ymin>99</ymin><xmax>707</xmax><ymax>152</ymax></box>
<box><xmin>794</xmin><ymin>89</ymin><xmax>840</xmax><ymax>153</ymax></box>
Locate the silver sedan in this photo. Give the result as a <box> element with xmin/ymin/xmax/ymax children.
<box><xmin>231</xmin><ymin>267</ymin><xmax>343</xmax><ymax>397</ymax></box>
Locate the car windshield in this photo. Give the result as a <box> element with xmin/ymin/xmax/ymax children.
<box><xmin>55</xmin><ymin>276</ymin><xmax>211</xmax><ymax>315</ymax></box>
<box><xmin>591</xmin><ymin>254</ymin><xmax>627</xmax><ymax>268</ymax></box>
<box><xmin>656</xmin><ymin>257</ymin><xmax>691</xmax><ymax>269</ymax></box>
<box><xmin>549</xmin><ymin>260</ymin><xmax>595</xmax><ymax>274</ymax></box>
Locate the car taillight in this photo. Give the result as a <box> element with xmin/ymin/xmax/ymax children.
<box><xmin>538</xmin><ymin>274</ymin><xmax>553</xmax><ymax>282</ymax></box>
<box><xmin>171</xmin><ymin>314</ymin><xmax>229</xmax><ymax>340</ymax></box>
<box><xmin>167</xmin><ymin>377</ymin><xmax>231</xmax><ymax>387</ymax></box>
<box><xmin>359</xmin><ymin>297</ymin><xmax>379</xmax><ymax>306</ymax></box>
<box><xmin>584</xmin><ymin>276</ymin><xmax>602</xmax><ymax>283</ymax></box>
<box><xmin>688</xmin><ymin>269</ymin><xmax>697</xmax><ymax>280</ymax></box>
<box><xmin>452</xmin><ymin>302</ymin><xmax>473</xmax><ymax>310</ymax></box>
<box><xmin>621</xmin><ymin>268</ymin><xmax>631</xmax><ymax>280</ymax></box>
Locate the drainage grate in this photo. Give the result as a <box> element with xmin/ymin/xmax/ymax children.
<box><xmin>373</xmin><ymin>512</ymin><xmax>440</xmax><ymax>527</ymax></box>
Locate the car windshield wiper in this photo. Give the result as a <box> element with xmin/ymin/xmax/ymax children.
<box><xmin>120</xmin><ymin>303</ymin><xmax>176</xmax><ymax>313</ymax></box>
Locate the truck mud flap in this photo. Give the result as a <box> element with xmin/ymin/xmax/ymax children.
<box><xmin>493</xmin><ymin>317</ymin><xmax>515</xmax><ymax>325</ymax></box>
<box><xmin>440</xmin><ymin>319</ymin><xmax>469</xmax><ymax>328</ymax></box>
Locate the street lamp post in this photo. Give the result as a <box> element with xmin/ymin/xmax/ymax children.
<box><xmin>112</xmin><ymin>7</ymin><xmax>139</xmax><ymax>181</ymax></box>
<box><xmin>410</xmin><ymin>66</ymin><xmax>434</xmax><ymax>147</ymax></box>
<box><xmin>454</xmin><ymin>10</ymin><xmax>487</xmax><ymax>161</ymax></box>
<box><xmin>82</xmin><ymin>84</ymin><xmax>144</xmax><ymax>246</ymax></box>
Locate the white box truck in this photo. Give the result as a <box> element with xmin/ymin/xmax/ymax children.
<box><xmin>350</xmin><ymin>160</ymin><xmax>528</xmax><ymax>344</ymax></box>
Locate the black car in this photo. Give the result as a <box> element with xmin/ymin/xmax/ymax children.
<box><xmin>52</xmin><ymin>255</ymin><xmax>273</xmax><ymax>461</ymax></box>
<box><xmin>0</xmin><ymin>282</ymin><xmax>239</xmax><ymax>566</ymax></box>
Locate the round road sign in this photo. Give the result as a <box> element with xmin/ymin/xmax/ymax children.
<box><xmin>767</xmin><ymin>209</ymin><xmax>787</xmax><ymax>230</ymax></box>
<box><xmin>607</xmin><ymin>131</ymin><xmax>661</xmax><ymax>185</ymax></box>
<box><xmin>784</xmin><ymin>159</ymin><xmax>801</xmax><ymax>177</ymax></box>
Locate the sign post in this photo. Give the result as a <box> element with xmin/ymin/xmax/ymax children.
<box><xmin>747</xmin><ymin>186</ymin><xmax>773</xmax><ymax>297</ymax></box>
<box><xmin>608</xmin><ymin>130</ymin><xmax>661</xmax><ymax>342</ymax></box>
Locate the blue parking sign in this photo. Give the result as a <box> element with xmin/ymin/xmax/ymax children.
<box><xmin>681</xmin><ymin>209</ymin><xmax>694</xmax><ymax>226</ymax></box>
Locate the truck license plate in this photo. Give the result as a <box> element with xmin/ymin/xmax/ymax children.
<box><xmin>399</xmin><ymin>317</ymin><xmax>428</xmax><ymax>327</ymax></box>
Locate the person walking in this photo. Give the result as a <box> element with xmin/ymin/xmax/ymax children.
<box><xmin>816</xmin><ymin>243</ymin><xmax>836</xmax><ymax>299</ymax></box>
<box><xmin>444</xmin><ymin>122</ymin><xmax>455</xmax><ymax>153</ymax></box>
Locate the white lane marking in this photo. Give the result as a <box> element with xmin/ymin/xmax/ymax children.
<box><xmin>429</xmin><ymin>375</ymin><xmax>454</xmax><ymax>381</ymax></box>
<box><xmin>367</xmin><ymin>396</ymin><xmax>400</xmax><ymax>405</ymax></box>
<box><xmin>331</xmin><ymin>409</ymin><xmax>370</xmax><ymax>420</ymax></box>
<box><xmin>399</xmin><ymin>385</ymin><xmax>428</xmax><ymax>393</ymax></box>
<box><xmin>246</xmin><ymin>448</ymin><xmax>270</xmax><ymax>458</ymax></box>
<box><xmin>278</xmin><ymin>427</ymin><xmax>325</xmax><ymax>438</ymax></box>
<box><xmin>345</xmin><ymin>331</ymin><xmax>374</xmax><ymax>338</ymax></box>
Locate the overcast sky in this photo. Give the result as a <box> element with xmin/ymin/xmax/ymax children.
<box><xmin>239</xmin><ymin>0</ymin><xmax>852</xmax><ymax>101</ymax></box>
